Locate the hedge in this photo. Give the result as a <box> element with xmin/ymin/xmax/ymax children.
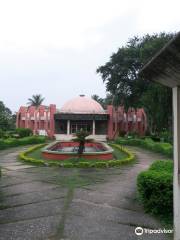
<box><xmin>115</xmin><ymin>137</ymin><xmax>173</xmax><ymax>157</ymax></box>
<box><xmin>137</xmin><ymin>160</ymin><xmax>173</xmax><ymax>217</ymax></box>
<box><xmin>0</xmin><ymin>136</ymin><xmax>47</xmax><ymax>150</ymax></box>
<box><xmin>15</xmin><ymin>128</ymin><xmax>33</xmax><ymax>138</ymax></box>
<box><xmin>19</xmin><ymin>143</ymin><xmax>135</xmax><ymax>168</ymax></box>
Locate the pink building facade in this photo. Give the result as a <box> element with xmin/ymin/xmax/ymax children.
<box><xmin>16</xmin><ymin>104</ymin><xmax>56</xmax><ymax>138</ymax></box>
<box><xmin>16</xmin><ymin>95</ymin><xmax>147</xmax><ymax>141</ymax></box>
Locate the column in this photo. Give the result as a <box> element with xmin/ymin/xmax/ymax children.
<box><xmin>25</xmin><ymin>112</ymin><xmax>28</xmax><ymax>128</ymax></box>
<box><xmin>34</xmin><ymin>110</ymin><xmax>38</xmax><ymax>135</ymax></box>
<box><xmin>93</xmin><ymin>120</ymin><xmax>95</xmax><ymax>135</ymax></box>
<box><xmin>67</xmin><ymin>120</ymin><xmax>70</xmax><ymax>135</ymax></box>
<box><xmin>173</xmin><ymin>87</ymin><xmax>180</xmax><ymax>240</ymax></box>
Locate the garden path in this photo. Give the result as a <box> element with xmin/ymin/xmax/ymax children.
<box><xmin>0</xmin><ymin>146</ymin><xmax>172</xmax><ymax>240</ymax></box>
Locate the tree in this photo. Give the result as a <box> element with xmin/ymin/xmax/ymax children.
<box><xmin>91</xmin><ymin>94</ymin><xmax>106</xmax><ymax>108</ymax></box>
<box><xmin>91</xmin><ymin>93</ymin><xmax>114</xmax><ymax>109</ymax></box>
<box><xmin>0</xmin><ymin>101</ymin><xmax>14</xmax><ymax>131</ymax></box>
<box><xmin>27</xmin><ymin>94</ymin><xmax>45</xmax><ymax>107</ymax></box>
<box><xmin>140</xmin><ymin>83</ymin><xmax>172</xmax><ymax>134</ymax></box>
<box><xmin>97</xmin><ymin>32</ymin><xmax>175</xmax><ymax>134</ymax></box>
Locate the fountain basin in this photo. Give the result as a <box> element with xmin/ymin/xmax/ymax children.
<box><xmin>42</xmin><ymin>141</ymin><xmax>114</xmax><ymax>160</ymax></box>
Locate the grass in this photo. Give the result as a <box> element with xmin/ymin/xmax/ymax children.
<box><xmin>19</xmin><ymin>143</ymin><xmax>135</xmax><ymax>168</ymax></box>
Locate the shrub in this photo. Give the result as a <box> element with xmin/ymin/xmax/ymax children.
<box><xmin>18</xmin><ymin>136</ymin><xmax>46</xmax><ymax>145</ymax></box>
<box><xmin>108</xmin><ymin>160</ymin><xmax>118</xmax><ymax>167</ymax></box>
<box><xmin>0</xmin><ymin>136</ymin><xmax>46</xmax><ymax>150</ymax></box>
<box><xmin>149</xmin><ymin>160</ymin><xmax>173</xmax><ymax>172</ymax></box>
<box><xmin>159</xmin><ymin>130</ymin><xmax>172</xmax><ymax>143</ymax></box>
<box><xmin>16</xmin><ymin>128</ymin><xmax>33</xmax><ymax>138</ymax></box>
<box><xmin>47</xmin><ymin>161</ymin><xmax>61</xmax><ymax>167</ymax></box>
<box><xmin>94</xmin><ymin>162</ymin><xmax>107</xmax><ymax>168</ymax></box>
<box><xmin>63</xmin><ymin>163</ymin><xmax>74</xmax><ymax>168</ymax></box>
<box><xmin>19</xmin><ymin>143</ymin><xmax>47</xmax><ymax>165</ymax></box>
<box><xmin>0</xmin><ymin>139</ymin><xmax>7</xmax><ymax>150</ymax></box>
<box><xmin>76</xmin><ymin>162</ymin><xmax>91</xmax><ymax>168</ymax></box>
<box><xmin>137</xmin><ymin>160</ymin><xmax>173</xmax><ymax>217</ymax></box>
<box><xmin>115</xmin><ymin>137</ymin><xmax>173</xmax><ymax>157</ymax></box>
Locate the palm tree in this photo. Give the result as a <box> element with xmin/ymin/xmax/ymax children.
<box><xmin>27</xmin><ymin>94</ymin><xmax>45</xmax><ymax>107</ymax></box>
<box><xmin>73</xmin><ymin>129</ymin><xmax>92</xmax><ymax>155</ymax></box>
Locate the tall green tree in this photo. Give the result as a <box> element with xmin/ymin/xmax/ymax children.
<box><xmin>0</xmin><ymin>101</ymin><xmax>14</xmax><ymax>131</ymax></box>
<box><xmin>97</xmin><ymin>32</ymin><xmax>175</xmax><ymax>134</ymax></box>
<box><xmin>27</xmin><ymin>94</ymin><xmax>45</xmax><ymax>107</ymax></box>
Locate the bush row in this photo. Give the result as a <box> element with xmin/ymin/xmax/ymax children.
<box><xmin>0</xmin><ymin>136</ymin><xmax>47</xmax><ymax>150</ymax></box>
<box><xmin>137</xmin><ymin>160</ymin><xmax>173</xmax><ymax>218</ymax></box>
<box><xmin>115</xmin><ymin>137</ymin><xmax>173</xmax><ymax>157</ymax></box>
<box><xmin>0</xmin><ymin>128</ymin><xmax>33</xmax><ymax>139</ymax></box>
<box><xmin>15</xmin><ymin>128</ymin><xmax>33</xmax><ymax>138</ymax></box>
<box><xmin>19</xmin><ymin>144</ymin><xmax>135</xmax><ymax>168</ymax></box>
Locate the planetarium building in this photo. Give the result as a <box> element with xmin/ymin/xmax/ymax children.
<box><xmin>16</xmin><ymin>95</ymin><xmax>147</xmax><ymax>141</ymax></box>
<box><xmin>54</xmin><ymin>95</ymin><xmax>108</xmax><ymax>141</ymax></box>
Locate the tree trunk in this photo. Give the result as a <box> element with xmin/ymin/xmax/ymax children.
<box><xmin>78</xmin><ymin>141</ymin><xmax>85</xmax><ymax>155</ymax></box>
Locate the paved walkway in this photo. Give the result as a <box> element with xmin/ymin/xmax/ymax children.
<box><xmin>0</xmin><ymin>146</ymin><xmax>173</xmax><ymax>240</ymax></box>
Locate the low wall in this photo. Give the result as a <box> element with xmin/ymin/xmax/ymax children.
<box><xmin>42</xmin><ymin>152</ymin><xmax>113</xmax><ymax>160</ymax></box>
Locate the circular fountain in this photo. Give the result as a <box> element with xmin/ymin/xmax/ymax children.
<box><xmin>42</xmin><ymin>141</ymin><xmax>114</xmax><ymax>160</ymax></box>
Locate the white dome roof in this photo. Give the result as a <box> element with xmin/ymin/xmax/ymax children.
<box><xmin>60</xmin><ymin>95</ymin><xmax>105</xmax><ymax>114</ymax></box>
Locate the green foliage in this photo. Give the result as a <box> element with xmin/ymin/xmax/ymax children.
<box><xmin>73</xmin><ymin>129</ymin><xmax>91</xmax><ymax>155</ymax></box>
<box><xmin>0</xmin><ymin>136</ymin><xmax>46</xmax><ymax>150</ymax></box>
<box><xmin>137</xmin><ymin>160</ymin><xmax>173</xmax><ymax>218</ymax></box>
<box><xmin>108</xmin><ymin>160</ymin><xmax>118</xmax><ymax>167</ymax></box>
<box><xmin>19</xmin><ymin>144</ymin><xmax>135</xmax><ymax>168</ymax></box>
<box><xmin>16</xmin><ymin>128</ymin><xmax>33</xmax><ymax>138</ymax></box>
<box><xmin>115</xmin><ymin>137</ymin><xmax>173</xmax><ymax>157</ymax></box>
<box><xmin>149</xmin><ymin>160</ymin><xmax>173</xmax><ymax>172</ymax></box>
<box><xmin>0</xmin><ymin>101</ymin><xmax>15</xmax><ymax>131</ymax></box>
<box><xmin>97</xmin><ymin>33</ymin><xmax>175</xmax><ymax>133</ymax></box>
<box><xmin>159</xmin><ymin>129</ymin><xmax>172</xmax><ymax>143</ymax></box>
<box><xmin>63</xmin><ymin>163</ymin><xmax>74</xmax><ymax>168</ymax></box>
<box><xmin>76</xmin><ymin>162</ymin><xmax>91</xmax><ymax>168</ymax></box>
<box><xmin>91</xmin><ymin>93</ymin><xmax>113</xmax><ymax>109</ymax></box>
<box><xmin>94</xmin><ymin>162</ymin><xmax>108</xmax><ymax>168</ymax></box>
<box><xmin>27</xmin><ymin>94</ymin><xmax>45</xmax><ymax>107</ymax></box>
<box><xmin>0</xmin><ymin>129</ymin><xmax>5</xmax><ymax>138</ymax></box>
<box><xmin>91</xmin><ymin>94</ymin><xmax>106</xmax><ymax>108</ymax></box>
<box><xmin>19</xmin><ymin>144</ymin><xmax>47</xmax><ymax>165</ymax></box>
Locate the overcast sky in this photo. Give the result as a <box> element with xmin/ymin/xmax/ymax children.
<box><xmin>0</xmin><ymin>0</ymin><xmax>179</xmax><ymax>112</ymax></box>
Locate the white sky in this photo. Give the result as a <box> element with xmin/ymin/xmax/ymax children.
<box><xmin>0</xmin><ymin>0</ymin><xmax>179</xmax><ymax>112</ymax></box>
